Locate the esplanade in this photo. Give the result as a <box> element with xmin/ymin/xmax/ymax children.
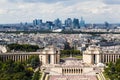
<box><xmin>0</xmin><ymin>44</ymin><xmax>120</xmax><ymax>80</ymax></box>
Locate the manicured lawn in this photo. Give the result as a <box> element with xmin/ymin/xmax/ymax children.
<box><xmin>60</xmin><ymin>55</ymin><xmax>70</xmax><ymax>59</ymax></box>
<box><xmin>61</xmin><ymin>55</ymin><xmax>82</xmax><ymax>59</ymax></box>
<box><xmin>74</xmin><ymin>55</ymin><xmax>82</xmax><ymax>59</ymax></box>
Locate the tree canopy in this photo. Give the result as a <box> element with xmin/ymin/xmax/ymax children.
<box><xmin>0</xmin><ymin>55</ymin><xmax>40</xmax><ymax>80</ymax></box>
<box><xmin>7</xmin><ymin>43</ymin><xmax>39</xmax><ymax>52</ymax></box>
<box><xmin>104</xmin><ymin>58</ymin><xmax>120</xmax><ymax>80</ymax></box>
<box><xmin>60</xmin><ymin>50</ymin><xmax>82</xmax><ymax>58</ymax></box>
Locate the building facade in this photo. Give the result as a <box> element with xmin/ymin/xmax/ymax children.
<box><xmin>0</xmin><ymin>46</ymin><xmax>60</xmax><ymax>65</ymax></box>
<box><xmin>83</xmin><ymin>45</ymin><xmax>120</xmax><ymax>64</ymax></box>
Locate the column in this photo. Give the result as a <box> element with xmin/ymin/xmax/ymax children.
<box><xmin>111</xmin><ymin>54</ymin><xmax>113</xmax><ymax>62</ymax></box>
<box><xmin>54</xmin><ymin>54</ymin><xmax>56</xmax><ymax>64</ymax></box>
<box><xmin>26</xmin><ymin>55</ymin><xmax>29</xmax><ymax>60</ymax></box>
<box><xmin>25</xmin><ymin>55</ymin><xmax>27</xmax><ymax>61</ymax></box>
<box><xmin>69</xmin><ymin>68</ymin><xmax>70</xmax><ymax>74</ymax></box>
<box><xmin>76</xmin><ymin>69</ymin><xmax>78</xmax><ymax>74</ymax></box>
<box><xmin>14</xmin><ymin>55</ymin><xmax>15</xmax><ymax>61</ymax></box>
<box><xmin>15</xmin><ymin>55</ymin><xmax>17</xmax><ymax>62</ymax></box>
<box><xmin>7</xmin><ymin>55</ymin><xmax>9</xmax><ymax>61</ymax></box>
<box><xmin>62</xmin><ymin>69</ymin><xmax>64</xmax><ymax>74</ymax></box>
<box><xmin>19</xmin><ymin>55</ymin><xmax>21</xmax><ymax>61</ymax></box>
<box><xmin>56</xmin><ymin>51</ymin><xmax>60</xmax><ymax>64</ymax></box>
<box><xmin>21</xmin><ymin>55</ymin><xmax>23</xmax><ymax>62</ymax></box>
<box><xmin>104</xmin><ymin>54</ymin><xmax>106</xmax><ymax>63</ymax></box>
<box><xmin>107</xmin><ymin>54</ymin><xmax>109</xmax><ymax>63</ymax></box>
<box><xmin>103</xmin><ymin>54</ymin><xmax>104</xmax><ymax>63</ymax></box>
<box><xmin>74</xmin><ymin>69</ymin><xmax>75</xmax><ymax>74</ymax></box>
<box><xmin>115</xmin><ymin>55</ymin><xmax>117</xmax><ymax>62</ymax></box>
<box><xmin>114</xmin><ymin>55</ymin><xmax>116</xmax><ymax>62</ymax></box>
<box><xmin>20</xmin><ymin>55</ymin><xmax>22</xmax><ymax>62</ymax></box>
<box><xmin>67</xmin><ymin>69</ymin><xmax>69</xmax><ymax>74</ymax></box>
<box><xmin>67</xmin><ymin>69</ymin><xmax>68</xmax><ymax>74</ymax></box>
<box><xmin>56</xmin><ymin>54</ymin><xmax>58</xmax><ymax>64</ymax></box>
<box><xmin>5</xmin><ymin>55</ymin><xmax>7</xmax><ymax>61</ymax></box>
<box><xmin>65</xmin><ymin>69</ymin><xmax>66</xmax><ymax>74</ymax></box>
<box><xmin>106</xmin><ymin>54</ymin><xmax>107</xmax><ymax>63</ymax></box>
<box><xmin>118</xmin><ymin>55</ymin><xmax>119</xmax><ymax>60</ymax></box>
<box><xmin>109</xmin><ymin>54</ymin><xmax>111</xmax><ymax>62</ymax></box>
<box><xmin>12</xmin><ymin>55</ymin><xmax>14</xmax><ymax>61</ymax></box>
<box><xmin>65</xmin><ymin>69</ymin><xmax>67</xmax><ymax>74</ymax></box>
<box><xmin>11</xmin><ymin>55</ymin><xmax>13</xmax><ymax>61</ymax></box>
<box><xmin>24</xmin><ymin>55</ymin><xmax>26</xmax><ymax>61</ymax></box>
<box><xmin>75</xmin><ymin>69</ymin><xmax>77</xmax><ymax>74</ymax></box>
<box><xmin>114</xmin><ymin>55</ymin><xmax>115</xmax><ymax>62</ymax></box>
<box><xmin>51</xmin><ymin>54</ymin><xmax>55</xmax><ymax>64</ymax></box>
<box><xmin>79</xmin><ymin>69</ymin><xmax>80</xmax><ymax>74</ymax></box>
<box><xmin>81</xmin><ymin>69</ymin><xmax>83</xmax><ymax>74</ymax></box>
<box><xmin>14</xmin><ymin>55</ymin><xmax>16</xmax><ymax>61</ymax></box>
<box><xmin>113</xmin><ymin>55</ymin><xmax>114</xmax><ymax>63</ymax></box>
<box><xmin>71</xmin><ymin>69</ymin><xmax>73</xmax><ymax>74</ymax></box>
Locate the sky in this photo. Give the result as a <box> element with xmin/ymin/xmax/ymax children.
<box><xmin>0</xmin><ymin>0</ymin><xmax>120</xmax><ymax>24</ymax></box>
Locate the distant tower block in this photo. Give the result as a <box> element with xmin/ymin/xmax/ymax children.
<box><xmin>83</xmin><ymin>45</ymin><xmax>102</xmax><ymax>64</ymax></box>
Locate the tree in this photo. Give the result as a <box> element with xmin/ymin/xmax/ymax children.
<box><xmin>32</xmin><ymin>71</ymin><xmax>40</xmax><ymax>80</ymax></box>
<box><xmin>0</xmin><ymin>59</ymin><xmax>34</xmax><ymax>80</ymax></box>
<box><xmin>27</xmin><ymin>56</ymin><xmax>40</xmax><ymax>69</ymax></box>
<box><xmin>105</xmin><ymin>59</ymin><xmax>120</xmax><ymax>80</ymax></box>
<box><xmin>7</xmin><ymin>43</ymin><xmax>39</xmax><ymax>52</ymax></box>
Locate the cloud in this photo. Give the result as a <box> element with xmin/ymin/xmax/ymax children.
<box><xmin>0</xmin><ymin>0</ymin><xmax>120</xmax><ymax>23</ymax></box>
<box><xmin>0</xmin><ymin>9</ymin><xmax>7</xmax><ymax>14</ymax></box>
<box><xmin>8</xmin><ymin>0</ymin><xmax>91</xmax><ymax>3</ymax></box>
<box><xmin>103</xmin><ymin>0</ymin><xmax>120</xmax><ymax>5</ymax></box>
<box><xmin>8</xmin><ymin>0</ymin><xmax>65</xmax><ymax>3</ymax></box>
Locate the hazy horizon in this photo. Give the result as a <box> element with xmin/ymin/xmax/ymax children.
<box><xmin>0</xmin><ymin>0</ymin><xmax>120</xmax><ymax>24</ymax></box>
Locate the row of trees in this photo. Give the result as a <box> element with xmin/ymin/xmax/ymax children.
<box><xmin>7</xmin><ymin>44</ymin><xmax>40</xmax><ymax>52</ymax></box>
<box><xmin>60</xmin><ymin>50</ymin><xmax>82</xmax><ymax>58</ymax></box>
<box><xmin>1</xmin><ymin>30</ymin><xmax>120</xmax><ymax>34</ymax></box>
<box><xmin>104</xmin><ymin>59</ymin><xmax>120</xmax><ymax>80</ymax></box>
<box><xmin>61</xmin><ymin>41</ymin><xmax>82</xmax><ymax>58</ymax></box>
<box><xmin>0</xmin><ymin>55</ymin><xmax>40</xmax><ymax>80</ymax></box>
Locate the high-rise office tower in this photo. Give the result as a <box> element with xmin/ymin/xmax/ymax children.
<box><xmin>33</xmin><ymin>19</ymin><xmax>42</xmax><ymax>26</ymax></box>
<box><xmin>73</xmin><ymin>18</ymin><xmax>79</xmax><ymax>29</ymax></box>
<box><xmin>46</xmin><ymin>21</ymin><xmax>53</xmax><ymax>30</ymax></box>
<box><xmin>80</xmin><ymin>17</ymin><xmax>85</xmax><ymax>28</ymax></box>
<box><xmin>104</xmin><ymin>21</ymin><xmax>109</xmax><ymax>29</ymax></box>
<box><xmin>65</xmin><ymin>18</ymin><xmax>72</xmax><ymax>28</ymax></box>
<box><xmin>54</xmin><ymin>18</ymin><xmax>62</xmax><ymax>28</ymax></box>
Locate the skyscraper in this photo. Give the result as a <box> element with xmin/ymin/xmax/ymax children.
<box><xmin>33</xmin><ymin>19</ymin><xmax>42</xmax><ymax>26</ymax></box>
<box><xmin>80</xmin><ymin>17</ymin><xmax>85</xmax><ymax>28</ymax></box>
<box><xmin>104</xmin><ymin>21</ymin><xmax>109</xmax><ymax>29</ymax></box>
<box><xmin>65</xmin><ymin>18</ymin><xmax>72</xmax><ymax>27</ymax></box>
<box><xmin>73</xmin><ymin>18</ymin><xmax>79</xmax><ymax>29</ymax></box>
<box><xmin>54</xmin><ymin>18</ymin><xmax>62</xmax><ymax>29</ymax></box>
<box><xmin>46</xmin><ymin>21</ymin><xmax>53</xmax><ymax>30</ymax></box>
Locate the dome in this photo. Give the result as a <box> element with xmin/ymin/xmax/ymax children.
<box><xmin>97</xmin><ymin>63</ymin><xmax>105</xmax><ymax>67</ymax></box>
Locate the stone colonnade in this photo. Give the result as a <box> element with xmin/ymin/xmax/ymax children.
<box><xmin>101</xmin><ymin>54</ymin><xmax>120</xmax><ymax>63</ymax></box>
<box><xmin>0</xmin><ymin>54</ymin><xmax>39</xmax><ymax>62</ymax></box>
<box><xmin>62</xmin><ymin>68</ymin><xmax>83</xmax><ymax>75</ymax></box>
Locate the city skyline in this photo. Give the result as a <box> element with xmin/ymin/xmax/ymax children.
<box><xmin>0</xmin><ymin>0</ymin><xmax>120</xmax><ymax>24</ymax></box>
